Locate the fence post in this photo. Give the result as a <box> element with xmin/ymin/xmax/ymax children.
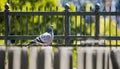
<box><xmin>95</xmin><ymin>3</ymin><xmax>100</xmax><ymax>40</ymax></box>
<box><xmin>64</xmin><ymin>3</ymin><xmax>71</xmax><ymax>46</ymax></box>
<box><xmin>4</xmin><ymin>3</ymin><xmax>10</xmax><ymax>46</ymax></box>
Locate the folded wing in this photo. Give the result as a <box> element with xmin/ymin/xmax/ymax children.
<box><xmin>40</xmin><ymin>32</ymin><xmax>52</xmax><ymax>43</ymax></box>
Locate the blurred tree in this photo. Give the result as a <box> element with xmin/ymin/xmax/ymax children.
<box><xmin>0</xmin><ymin>0</ymin><xmax>7</xmax><ymax>11</ymax></box>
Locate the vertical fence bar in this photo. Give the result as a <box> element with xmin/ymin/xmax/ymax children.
<box><xmin>80</xmin><ymin>15</ymin><xmax>82</xmax><ymax>35</ymax></box>
<box><xmin>38</xmin><ymin>6</ymin><xmax>40</xmax><ymax>35</ymax></box>
<box><xmin>84</xmin><ymin>15</ymin><xmax>86</xmax><ymax>35</ymax></box>
<box><xmin>75</xmin><ymin>15</ymin><xmax>77</xmax><ymax>45</ymax></box>
<box><xmin>90</xmin><ymin>15</ymin><xmax>92</xmax><ymax>35</ymax></box>
<box><xmin>32</xmin><ymin>6</ymin><xmax>35</xmax><ymax>35</ymax></box>
<box><xmin>83</xmin><ymin>6</ymin><xmax>86</xmax><ymax>35</ymax></box>
<box><xmin>56</xmin><ymin>7</ymin><xmax>59</xmax><ymax>45</ymax></box>
<box><xmin>20</xmin><ymin>7</ymin><xmax>23</xmax><ymax>45</ymax></box>
<box><xmin>115</xmin><ymin>8</ymin><xmax>118</xmax><ymax>47</ymax></box>
<box><xmin>103</xmin><ymin>15</ymin><xmax>106</xmax><ymax>46</ymax></box>
<box><xmin>44</xmin><ymin>7</ymin><xmax>47</xmax><ymax>33</ymax></box>
<box><xmin>4</xmin><ymin>3</ymin><xmax>10</xmax><ymax>46</ymax></box>
<box><xmin>64</xmin><ymin>3</ymin><xmax>71</xmax><ymax>46</ymax></box>
<box><xmin>95</xmin><ymin>3</ymin><xmax>100</xmax><ymax>40</ymax></box>
<box><xmin>26</xmin><ymin>7</ymin><xmax>28</xmax><ymax>35</ymax></box>
<box><xmin>50</xmin><ymin>7</ymin><xmax>52</xmax><ymax>25</ymax></box>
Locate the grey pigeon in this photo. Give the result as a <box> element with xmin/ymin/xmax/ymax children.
<box><xmin>26</xmin><ymin>25</ymin><xmax>54</xmax><ymax>47</ymax></box>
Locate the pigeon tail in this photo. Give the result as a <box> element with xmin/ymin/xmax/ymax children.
<box><xmin>26</xmin><ymin>37</ymin><xmax>44</xmax><ymax>47</ymax></box>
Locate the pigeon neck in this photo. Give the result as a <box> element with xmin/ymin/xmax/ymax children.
<box><xmin>47</xmin><ymin>29</ymin><xmax>52</xmax><ymax>33</ymax></box>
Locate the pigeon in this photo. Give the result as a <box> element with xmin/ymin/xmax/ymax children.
<box><xmin>26</xmin><ymin>25</ymin><xmax>54</xmax><ymax>47</ymax></box>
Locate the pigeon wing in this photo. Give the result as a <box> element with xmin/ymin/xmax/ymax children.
<box><xmin>40</xmin><ymin>32</ymin><xmax>52</xmax><ymax>43</ymax></box>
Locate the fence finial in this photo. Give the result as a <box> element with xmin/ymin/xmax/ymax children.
<box><xmin>65</xmin><ymin>3</ymin><xmax>70</xmax><ymax>11</ymax></box>
<box><xmin>95</xmin><ymin>3</ymin><xmax>100</xmax><ymax>12</ymax></box>
<box><xmin>5</xmin><ymin>3</ymin><xmax>10</xmax><ymax>10</ymax></box>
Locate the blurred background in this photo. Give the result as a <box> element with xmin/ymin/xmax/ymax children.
<box><xmin>0</xmin><ymin>0</ymin><xmax>120</xmax><ymax>46</ymax></box>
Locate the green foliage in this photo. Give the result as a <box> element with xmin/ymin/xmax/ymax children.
<box><xmin>9</xmin><ymin>0</ymin><xmax>64</xmax><ymax>11</ymax></box>
<box><xmin>86</xmin><ymin>16</ymin><xmax>120</xmax><ymax>45</ymax></box>
<box><xmin>0</xmin><ymin>0</ymin><xmax>7</xmax><ymax>11</ymax></box>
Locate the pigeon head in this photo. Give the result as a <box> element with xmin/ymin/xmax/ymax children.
<box><xmin>49</xmin><ymin>25</ymin><xmax>53</xmax><ymax>29</ymax></box>
<box><xmin>47</xmin><ymin>25</ymin><xmax>53</xmax><ymax>33</ymax></box>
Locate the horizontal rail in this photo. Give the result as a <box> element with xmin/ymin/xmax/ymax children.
<box><xmin>0</xmin><ymin>12</ymin><xmax>117</xmax><ymax>16</ymax></box>
<box><xmin>0</xmin><ymin>12</ymin><xmax>4</xmax><ymax>16</ymax></box>
<box><xmin>6</xmin><ymin>35</ymin><xmax>65</xmax><ymax>40</ymax></box>
<box><xmin>4</xmin><ymin>44</ymin><xmax>120</xmax><ymax>47</ymax></box>
<box><xmin>0</xmin><ymin>36</ymin><xmax>5</xmax><ymax>39</ymax></box>
<box><xmin>0</xmin><ymin>35</ymin><xmax>120</xmax><ymax>40</ymax></box>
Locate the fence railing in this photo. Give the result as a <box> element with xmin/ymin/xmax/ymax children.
<box><xmin>0</xmin><ymin>3</ymin><xmax>120</xmax><ymax>46</ymax></box>
<box><xmin>0</xmin><ymin>46</ymin><xmax>120</xmax><ymax>69</ymax></box>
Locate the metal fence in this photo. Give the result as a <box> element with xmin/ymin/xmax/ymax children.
<box><xmin>0</xmin><ymin>3</ymin><xmax>120</xmax><ymax>46</ymax></box>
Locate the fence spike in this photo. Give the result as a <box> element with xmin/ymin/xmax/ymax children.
<box><xmin>5</xmin><ymin>3</ymin><xmax>10</xmax><ymax>10</ymax></box>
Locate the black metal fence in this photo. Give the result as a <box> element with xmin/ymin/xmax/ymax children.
<box><xmin>0</xmin><ymin>3</ymin><xmax>120</xmax><ymax>46</ymax></box>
